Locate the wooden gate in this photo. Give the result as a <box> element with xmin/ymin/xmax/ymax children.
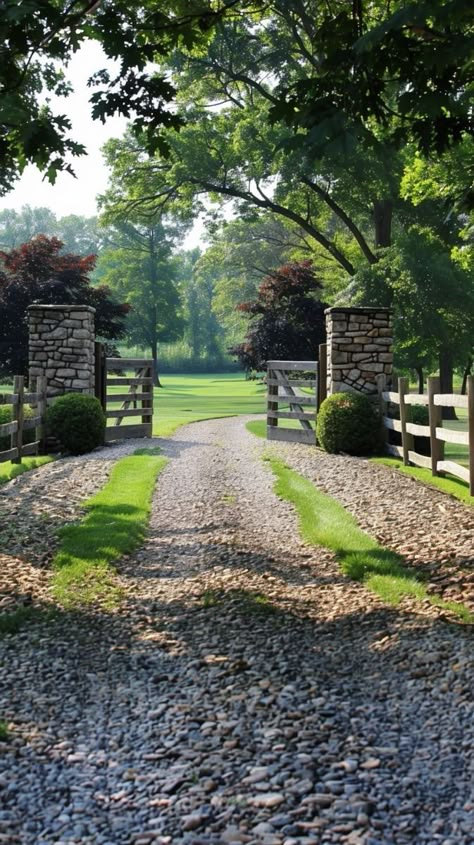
<box><xmin>105</xmin><ymin>358</ymin><xmax>154</xmax><ymax>442</ymax></box>
<box><xmin>266</xmin><ymin>360</ymin><xmax>318</xmax><ymax>444</ymax></box>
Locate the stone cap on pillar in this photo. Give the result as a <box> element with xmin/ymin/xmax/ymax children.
<box><xmin>27</xmin><ymin>304</ymin><xmax>96</xmax><ymax>313</ymax></box>
<box><xmin>324</xmin><ymin>306</ymin><xmax>392</xmax><ymax>316</ymax></box>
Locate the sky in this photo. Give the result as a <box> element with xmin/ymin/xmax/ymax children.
<box><xmin>2</xmin><ymin>41</ymin><xmax>204</xmax><ymax>248</ymax></box>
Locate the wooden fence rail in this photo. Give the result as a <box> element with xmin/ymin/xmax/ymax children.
<box><xmin>0</xmin><ymin>375</ymin><xmax>47</xmax><ymax>464</ymax></box>
<box><xmin>380</xmin><ymin>374</ymin><xmax>474</xmax><ymax>495</ymax></box>
<box><xmin>105</xmin><ymin>358</ymin><xmax>154</xmax><ymax>442</ymax></box>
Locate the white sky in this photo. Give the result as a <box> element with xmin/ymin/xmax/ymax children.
<box><xmin>2</xmin><ymin>41</ymin><xmax>204</xmax><ymax>249</ymax></box>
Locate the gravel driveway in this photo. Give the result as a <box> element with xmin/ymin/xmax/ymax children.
<box><xmin>0</xmin><ymin>416</ymin><xmax>472</xmax><ymax>845</ymax></box>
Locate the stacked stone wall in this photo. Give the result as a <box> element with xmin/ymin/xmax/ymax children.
<box><xmin>28</xmin><ymin>304</ymin><xmax>95</xmax><ymax>398</ymax></box>
<box><xmin>325</xmin><ymin>306</ymin><xmax>393</xmax><ymax>395</ymax></box>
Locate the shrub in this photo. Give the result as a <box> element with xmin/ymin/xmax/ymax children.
<box><xmin>46</xmin><ymin>393</ymin><xmax>106</xmax><ymax>454</ymax></box>
<box><xmin>0</xmin><ymin>404</ymin><xmax>36</xmax><ymax>453</ymax></box>
<box><xmin>317</xmin><ymin>392</ymin><xmax>381</xmax><ymax>455</ymax></box>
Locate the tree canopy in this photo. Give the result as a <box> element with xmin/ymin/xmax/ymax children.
<box><xmin>1</xmin><ymin>1</ymin><xmax>472</xmax><ymax>195</ymax></box>
<box><xmin>0</xmin><ymin>234</ymin><xmax>128</xmax><ymax>376</ymax></box>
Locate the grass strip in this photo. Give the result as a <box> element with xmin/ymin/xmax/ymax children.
<box><xmin>372</xmin><ymin>457</ymin><xmax>474</xmax><ymax>507</ymax></box>
<box><xmin>0</xmin><ymin>456</ymin><xmax>54</xmax><ymax>486</ymax></box>
<box><xmin>246</xmin><ymin>420</ymin><xmax>266</xmax><ymax>439</ymax></box>
<box><xmin>267</xmin><ymin>455</ymin><xmax>473</xmax><ymax>623</ymax></box>
<box><xmin>51</xmin><ymin>451</ymin><xmax>167</xmax><ymax>607</ymax></box>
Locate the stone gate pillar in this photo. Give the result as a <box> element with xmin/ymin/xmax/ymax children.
<box><xmin>325</xmin><ymin>306</ymin><xmax>393</xmax><ymax>395</ymax></box>
<box><xmin>28</xmin><ymin>304</ymin><xmax>95</xmax><ymax>398</ymax></box>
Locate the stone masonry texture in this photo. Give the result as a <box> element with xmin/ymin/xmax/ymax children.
<box><xmin>28</xmin><ymin>304</ymin><xmax>95</xmax><ymax>398</ymax></box>
<box><xmin>325</xmin><ymin>306</ymin><xmax>393</xmax><ymax>395</ymax></box>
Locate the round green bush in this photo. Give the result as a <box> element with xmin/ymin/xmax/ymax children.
<box><xmin>0</xmin><ymin>404</ymin><xmax>36</xmax><ymax>452</ymax></box>
<box><xmin>316</xmin><ymin>391</ymin><xmax>381</xmax><ymax>455</ymax></box>
<box><xmin>46</xmin><ymin>393</ymin><xmax>106</xmax><ymax>454</ymax></box>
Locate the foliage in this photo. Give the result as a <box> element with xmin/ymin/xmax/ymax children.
<box><xmin>0</xmin><ymin>0</ymin><xmax>234</xmax><ymax>192</ymax></box>
<box><xmin>345</xmin><ymin>227</ymin><xmax>474</xmax><ymax>374</ymax></box>
<box><xmin>269</xmin><ymin>456</ymin><xmax>472</xmax><ymax>622</ymax></box>
<box><xmin>2</xmin><ymin>1</ymin><xmax>471</xmax><ymax>196</ymax></box>
<box><xmin>0</xmin><ymin>206</ymin><xmax>100</xmax><ymax>254</ymax></box>
<box><xmin>0</xmin><ymin>235</ymin><xmax>129</xmax><ymax>377</ymax></box>
<box><xmin>231</xmin><ymin>261</ymin><xmax>327</xmax><ymax>372</ymax></box>
<box><xmin>316</xmin><ymin>392</ymin><xmax>381</xmax><ymax>456</ymax></box>
<box><xmin>46</xmin><ymin>393</ymin><xmax>105</xmax><ymax>454</ymax></box>
<box><xmin>52</xmin><ymin>451</ymin><xmax>167</xmax><ymax>607</ymax></box>
<box><xmin>0</xmin><ymin>404</ymin><xmax>36</xmax><ymax>452</ymax></box>
<box><xmin>271</xmin><ymin>0</ymin><xmax>474</xmax><ymax>161</ymax></box>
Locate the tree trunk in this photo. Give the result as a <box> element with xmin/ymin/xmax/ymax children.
<box><xmin>415</xmin><ymin>366</ymin><xmax>424</xmax><ymax>394</ymax></box>
<box><xmin>439</xmin><ymin>349</ymin><xmax>456</xmax><ymax>420</ymax></box>
<box><xmin>373</xmin><ymin>199</ymin><xmax>393</xmax><ymax>248</ymax></box>
<box><xmin>461</xmin><ymin>358</ymin><xmax>473</xmax><ymax>394</ymax></box>
<box><xmin>151</xmin><ymin>338</ymin><xmax>162</xmax><ymax>388</ymax></box>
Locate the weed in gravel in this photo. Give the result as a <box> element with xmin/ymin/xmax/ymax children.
<box><xmin>268</xmin><ymin>456</ymin><xmax>473</xmax><ymax>623</ymax></box>
<box><xmin>0</xmin><ymin>606</ymin><xmax>53</xmax><ymax>636</ymax></box>
<box><xmin>0</xmin><ymin>722</ymin><xmax>9</xmax><ymax>741</ymax></box>
<box><xmin>200</xmin><ymin>588</ymin><xmax>277</xmax><ymax>616</ymax></box>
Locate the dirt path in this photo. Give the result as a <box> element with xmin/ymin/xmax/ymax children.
<box><xmin>0</xmin><ymin>417</ymin><xmax>472</xmax><ymax>845</ymax></box>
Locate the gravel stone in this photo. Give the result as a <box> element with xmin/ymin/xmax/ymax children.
<box><xmin>0</xmin><ymin>417</ymin><xmax>472</xmax><ymax>844</ymax></box>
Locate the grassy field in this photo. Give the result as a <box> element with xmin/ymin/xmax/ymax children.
<box><xmin>107</xmin><ymin>372</ymin><xmax>267</xmax><ymax>437</ymax></box>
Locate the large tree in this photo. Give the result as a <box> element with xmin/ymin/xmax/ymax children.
<box><xmin>0</xmin><ymin>234</ymin><xmax>128</xmax><ymax>377</ymax></box>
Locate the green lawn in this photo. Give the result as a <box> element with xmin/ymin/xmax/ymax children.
<box><xmin>107</xmin><ymin>372</ymin><xmax>266</xmax><ymax>437</ymax></box>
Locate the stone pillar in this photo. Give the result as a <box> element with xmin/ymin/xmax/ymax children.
<box><xmin>28</xmin><ymin>304</ymin><xmax>95</xmax><ymax>398</ymax></box>
<box><xmin>325</xmin><ymin>306</ymin><xmax>393</xmax><ymax>395</ymax></box>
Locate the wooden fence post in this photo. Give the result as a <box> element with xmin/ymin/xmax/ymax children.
<box><xmin>376</xmin><ymin>373</ymin><xmax>388</xmax><ymax>452</ymax></box>
<box><xmin>468</xmin><ymin>375</ymin><xmax>474</xmax><ymax>496</ymax></box>
<box><xmin>398</xmin><ymin>376</ymin><xmax>413</xmax><ymax>466</ymax></box>
<box><xmin>142</xmin><ymin>364</ymin><xmax>153</xmax><ymax>437</ymax></box>
<box><xmin>267</xmin><ymin>366</ymin><xmax>278</xmax><ymax>431</ymax></box>
<box><xmin>36</xmin><ymin>375</ymin><xmax>47</xmax><ymax>453</ymax></box>
<box><xmin>11</xmin><ymin>375</ymin><xmax>24</xmax><ymax>464</ymax></box>
<box><xmin>94</xmin><ymin>342</ymin><xmax>106</xmax><ymax>411</ymax></box>
<box><xmin>318</xmin><ymin>343</ymin><xmax>327</xmax><ymax>409</ymax></box>
<box><xmin>428</xmin><ymin>376</ymin><xmax>443</xmax><ymax>476</ymax></box>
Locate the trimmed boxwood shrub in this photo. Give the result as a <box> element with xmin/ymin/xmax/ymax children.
<box><xmin>46</xmin><ymin>393</ymin><xmax>106</xmax><ymax>454</ymax></box>
<box><xmin>0</xmin><ymin>404</ymin><xmax>36</xmax><ymax>452</ymax></box>
<box><xmin>316</xmin><ymin>392</ymin><xmax>381</xmax><ymax>455</ymax></box>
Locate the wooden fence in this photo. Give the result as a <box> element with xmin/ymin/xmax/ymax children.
<box><xmin>0</xmin><ymin>376</ymin><xmax>47</xmax><ymax>464</ymax></box>
<box><xmin>105</xmin><ymin>358</ymin><xmax>154</xmax><ymax>442</ymax></box>
<box><xmin>267</xmin><ymin>360</ymin><xmax>319</xmax><ymax>444</ymax></box>
<box><xmin>380</xmin><ymin>374</ymin><xmax>474</xmax><ymax>495</ymax></box>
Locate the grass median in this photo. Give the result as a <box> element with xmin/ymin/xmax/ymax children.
<box><xmin>52</xmin><ymin>449</ymin><xmax>167</xmax><ymax>607</ymax></box>
<box><xmin>267</xmin><ymin>455</ymin><xmax>473</xmax><ymax>623</ymax></box>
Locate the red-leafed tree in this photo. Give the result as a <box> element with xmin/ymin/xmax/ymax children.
<box><xmin>230</xmin><ymin>260</ymin><xmax>327</xmax><ymax>373</ymax></box>
<box><xmin>0</xmin><ymin>235</ymin><xmax>129</xmax><ymax>377</ymax></box>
